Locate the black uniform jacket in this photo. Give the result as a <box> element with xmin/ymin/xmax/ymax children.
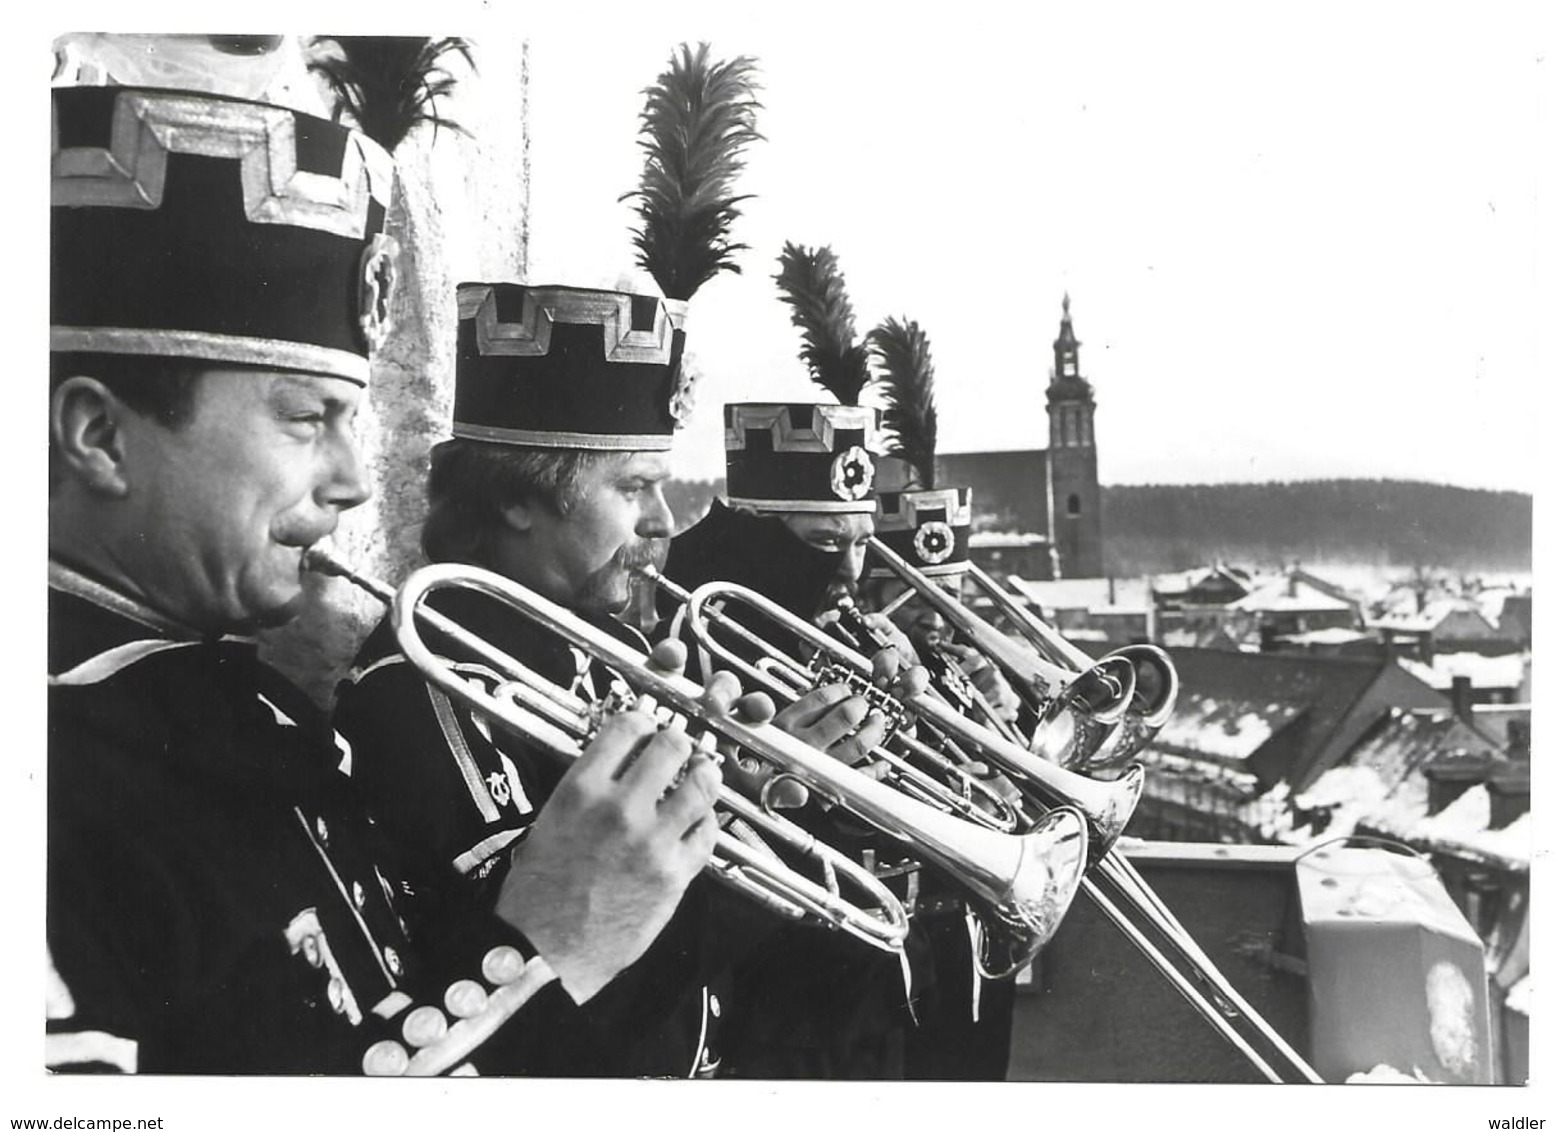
<box><xmin>46</xmin><ymin>562</ymin><xmax>599</xmax><ymax>1076</ymax></box>
<box><xmin>659</xmin><ymin>503</ymin><xmax>933</xmax><ymax>1078</ymax></box>
<box><xmin>335</xmin><ymin>584</ymin><xmax>752</xmax><ymax>1077</ymax></box>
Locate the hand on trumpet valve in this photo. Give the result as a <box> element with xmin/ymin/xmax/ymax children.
<box><xmin>642</xmin><ymin>641</ymin><xmax>812</xmax><ymax>807</ymax></box>
<box><xmin>956</xmin><ymin>653</ymin><xmax>1022</xmax><ymax>724</ymax></box>
<box><xmin>493</xmin><ymin>692</ymin><xmax>722</xmax><ymax>1006</ymax></box>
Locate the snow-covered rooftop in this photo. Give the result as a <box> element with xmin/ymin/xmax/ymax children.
<box><xmin>1149</xmin><ymin>691</ymin><xmax>1305</xmax><ymax>763</ymax></box>
<box><xmin>1398</xmin><ymin>652</ymin><xmax>1529</xmax><ymax>692</ymax></box>
<box><xmin>1277</xmin><ymin>627</ymin><xmax>1373</xmax><ymax>646</ymax></box>
<box><xmin>1229</xmin><ymin>574</ymin><xmax>1356</xmax><ymax>614</ymax></box>
<box><xmin>1007</xmin><ymin>575</ymin><xmax>1152</xmax><ymax>613</ymax></box>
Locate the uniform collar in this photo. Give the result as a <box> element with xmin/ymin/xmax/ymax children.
<box><xmin>48</xmin><ymin>558</ymin><xmax>258</xmax><ymax>645</ymax></box>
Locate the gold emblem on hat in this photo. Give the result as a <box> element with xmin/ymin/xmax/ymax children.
<box><xmin>914</xmin><ymin>520</ymin><xmax>955</xmax><ymax>565</ymax></box>
<box><xmin>667</xmin><ymin>361</ymin><xmax>698</xmax><ymax>425</ymax></box>
<box><xmin>358</xmin><ymin>234</ymin><xmax>400</xmax><ymax>353</ymax></box>
<box><xmin>830</xmin><ymin>446</ymin><xmax>875</xmax><ymax>502</ymax></box>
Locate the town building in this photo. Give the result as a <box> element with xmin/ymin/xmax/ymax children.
<box><xmin>937</xmin><ymin>295</ymin><xmax>1104</xmax><ymax>580</ymax></box>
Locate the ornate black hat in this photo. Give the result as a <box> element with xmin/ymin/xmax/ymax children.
<box><xmin>870</xmin><ymin>487</ymin><xmax>973</xmax><ymax>578</ymax></box>
<box><xmin>51</xmin><ymin>85</ymin><xmax>397</xmax><ymax>385</ymax></box>
<box><xmin>724</xmin><ymin>402</ymin><xmax>879</xmax><ymax>514</ymax></box>
<box><xmin>452</xmin><ymin>283</ymin><xmax>689</xmax><ymax>451</ymax></box>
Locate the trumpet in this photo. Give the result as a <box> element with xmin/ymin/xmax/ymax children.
<box><xmin>668</xmin><ymin>576</ymin><xmax>1144</xmax><ymax>860</ymax></box>
<box><xmin>645</xmin><ymin>569</ymin><xmax>1025</xmax><ymax>834</ymax></box>
<box><xmin>306</xmin><ymin>549</ymin><xmax>1091</xmax><ymax>980</ymax></box>
<box><xmin>963</xmin><ymin>562</ymin><xmax>1180</xmax><ymax>773</ymax></box>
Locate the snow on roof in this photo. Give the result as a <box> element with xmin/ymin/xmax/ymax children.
<box><xmin>1398</xmin><ymin>652</ymin><xmax>1528</xmax><ymax>691</ymax></box>
<box><xmin>1395</xmin><ymin>786</ymin><xmax>1532</xmax><ymax>870</ymax></box>
<box><xmin>1505</xmin><ymin>976</ymin><xmax>1531</xmax><ymax>1016</ymax></box>
<box><xmin>1372</xmin><ymin>599</ymin><xmax>1495</xmax><ymax>634</ymax></box>
<box><xmin>968</xmin><ymin>532</ymin><xmax>1048</xmax><ymax>549</ymax></box>
<box><xmin>1475</xmin><ymin>590</ymin><xmax>1514</xmax><ymax>623</ymax></box>
<box><xmin>1007</xmin><ymin>575</ymin><xmax>1152</xmax><ymax>612</ymax></box>
<box><xmin>1369</xmin><ymin>612</ymin><xmax>1436</xmax><ymax>633</ymax></box>
<box><xmin>1229</xmin><ymin>574</ymin><xmax>1355</xmax><ymax>613</ymax></box>
<box><xmin>1278</xmin><ymin>627</ymin><xmax>1372</xmax><ymax>646</ymax></box>
<box><xmin>1149</xmin><ymin>691</ymin><xmax>1305</xmax><ymax>763</ymax></box>
<box><xmin>1287</xmin><ymin>765</ymin><xmax>1394</xmax><ymax>841</ymax></box>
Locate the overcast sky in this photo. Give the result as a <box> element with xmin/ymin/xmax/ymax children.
<box><xmin>502</xmin><ymin>5</ymin><xmax>1546</xmax><ymax>491</ymax></box>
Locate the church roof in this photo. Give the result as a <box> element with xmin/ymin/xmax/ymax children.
<box><xmin>936</xmin><ymin>449</ymin><xmax>1051</xmax><ymax>535</ymax></box>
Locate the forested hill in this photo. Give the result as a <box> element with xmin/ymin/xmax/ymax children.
<box><xmin>666</xmin><ymin>477</ymin><xmax>1533</xmax><ymax>574</ymax></box>
<box><xmin>1101</xmin><ymin>480</ymin><xmax>1532</xmax><ymax>574</ymax></box>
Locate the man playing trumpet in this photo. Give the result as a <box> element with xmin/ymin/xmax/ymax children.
<box><xmin>334</xmin><ymin>281</ymin><xmax>921</xmax><ymax>1076</ymax></box>
<box><xmin>47</xmin><ymin>87</ymin><xmax>722</xmax><ymax>1075</ymax></box>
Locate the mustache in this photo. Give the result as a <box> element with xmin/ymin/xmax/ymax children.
<box><xmin>618</xmin><ymin>537</ymin><xmax>668</xmax><ymax>572</ymax></box>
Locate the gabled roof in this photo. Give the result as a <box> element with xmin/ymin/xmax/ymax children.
<box><xmin>1371</xmin><ymin>599</ymin><xmax>1498</xmax><ymax>635</ymax></box>
<box><xmin>1151</xmin><ymin>647</ymin><xmax>1437</xmax><ymax>790</ymax></box>
<box><xmin>1149</xmin><ymin>690</ymin><xmax>1306</xmax><ymax>764</ymax></box>
<box><xmin>1151</xmin><ymin>563</ymin><xmax>1252</xmax><ymax>603</ymax></box>
<box><xmin>1276</xmin><ymin>708</ymin><xmax>1511</xmax><ymax>854</ymax></box>
<box><xmin>1228</xmin><ymin>572</ymin><xmax>1358</xmax><ymax>614</ymax></box>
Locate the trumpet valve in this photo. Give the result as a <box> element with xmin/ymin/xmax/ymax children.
<box><xmin>806</xmin><ymin>660</ymin><xmax>913</xmax><ymax>738</ymax></box>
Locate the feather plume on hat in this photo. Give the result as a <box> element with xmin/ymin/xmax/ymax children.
<box><xmin>774</xmin><ymin>243</ymin><xmax>871</xmax><ymax>406</ymax></box>
<box><xmin>869</xmin><ymin>316</ymin><xmax>939</xmax><ymax>488</ymax></box>
<box><xmin>623</xmin><ymin>43</ymin><xmax>763</xmax><ymax>302</ymax></box>
<box><xmin>308</xmin><ymin>36</ymin><xmax>474</xmax><ymax>153</ymax></box>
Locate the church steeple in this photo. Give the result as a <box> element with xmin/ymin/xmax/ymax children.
<box><xmin>1044</xmin><ymin>294</ymin><xmax>1103</xmax><ymax>577</ymax></box>
<box><xmin>1046</xmin><ymin>293</ymin><xmax>1095</xmax><ymax>445</ymax></box>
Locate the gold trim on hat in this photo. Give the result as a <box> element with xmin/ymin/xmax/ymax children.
<box><xmin>52</xmin><ymin>89</ymin><xmax>393</xmax><ymax>239</ymax></box>
<box><xmin>724</xmin><ymin>403</ymin><xmax>878</xmax><ymax>453</ymax></box>
<box><xmin>875</xmin><ymin>487</ymin><xmax>974</xmax><ymax>531</ymax></box>
<box><xmin>725</xmin><ymin>497</ymin><xmax>878</xmax><ymax>515</ymax></box>
<box><xmin>452</xmin><ymin>421</ymin><xmax>674</xmax><ymax>452</ymax></box>
<box><xmin>51</xmin><ymin>327</ymin><xmax>370</xmax><ymax>384</ymax></box>
<box><xmin>458</xmin><ymin>285</ymin><xmax>687</xmax><ymax>365</ymax></box>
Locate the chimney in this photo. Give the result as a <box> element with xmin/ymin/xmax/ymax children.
<box><xmin>1450</xmin><ymin>675</ymin><xmax>1475</xmax><ymax>722</ymax></box>
<box><xmin>1487</xmin><ymin>764</ymin><xmax>1531</xmax><ymax>828</ymax></box>
<box><xmin>1506</xmin><ymin>719</ymin><xmax>1530</xmax><ymax>762</ymax></box>
<box><xmin>1424</xmin><ymin>760</ymin><xmax>1486</xmax><ymax>816</ymax></box>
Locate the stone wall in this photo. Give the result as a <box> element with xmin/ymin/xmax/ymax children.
<box><xmin>258</xmin><ymin>37</ymin><xmax>531</xmax><ymax>707</ymax></box>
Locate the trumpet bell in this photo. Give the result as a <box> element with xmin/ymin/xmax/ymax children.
<box><xmin>974</xmin><ymin>804</ymin><xmax>1090</xmax><ymax>979</ymax></box>
<box><xmin>1064</xmin><ymin>645</ymin><xmax>1181</xmax><ymax>775</ymax></box>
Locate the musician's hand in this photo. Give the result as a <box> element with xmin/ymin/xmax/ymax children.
<box><xmin>771</xmin><ymin>685</ymin><xmax>891</xmax><ymax>780</ymax></box>
<box><xmin>696</xmin><ymin>668</ymin><xmax>811</xmax><ymax>809</ymax></box>
<box><xmin>960</xmin><ymin>654</ymin><xmax>1021</xmax><ymax>723</ymax></box>
<box><xmin>864</xmin><ymin>632</ymin><xmax>930</xmax><ymax>704</ymax></box>
<box><xmin>494</xmin><ymin>705</ymin><xmax>719</xmax><ymax>1004</ymax></box>
<box><xmin>862</xmin><ymin>612</ymin><xmax>922</xmax><ymax>668</ymax></box>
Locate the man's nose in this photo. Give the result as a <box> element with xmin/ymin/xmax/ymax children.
<box><xmin>839</xmin><ymin>544</ymin><xmax>867</xmax><ymax>584</ymax></box>
<box><xmin>322</xmin><ymin>431</ymin><xmax>370</xmax><ymax>510</ymax></box>
<box><xmin>639</xmin><ymin>488</ymin><xmax>674</xmax><ymax>539</ymax></box>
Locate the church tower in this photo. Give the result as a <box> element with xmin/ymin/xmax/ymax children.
<box><xmin>1045</xmin><ymin>294</ymin><xmax>1104</xmax><ymax>577</ymax></box>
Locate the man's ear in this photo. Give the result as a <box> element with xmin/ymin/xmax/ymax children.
<box><xmin>51</xmin><ymin>376</ymin><xmax>131</xmax><ymax>498</ymax></box>
<box><xmin>499</xmin><ymin>497</ymin><xmax>537</xmax><ymax>533</ymax></box>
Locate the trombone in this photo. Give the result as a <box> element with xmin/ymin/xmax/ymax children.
<box><xmin>858</xmin><ymin>543</ymin><xmax>1321</xmax><ymax>1082</ymax></box>
<box><xmin>867</xmin><ymin>538</ymin><xmax>1143</xmax><ymax>773</ymax></box>
<box><xmin>306</xmin><ymin>549</ymin><xmax>1092</xmax><ymax>981</ymax></box>
<box><xmin>962</xmin><ymin>562</ymin><xmax>1180</xmax><ymax>772</ymax></box>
